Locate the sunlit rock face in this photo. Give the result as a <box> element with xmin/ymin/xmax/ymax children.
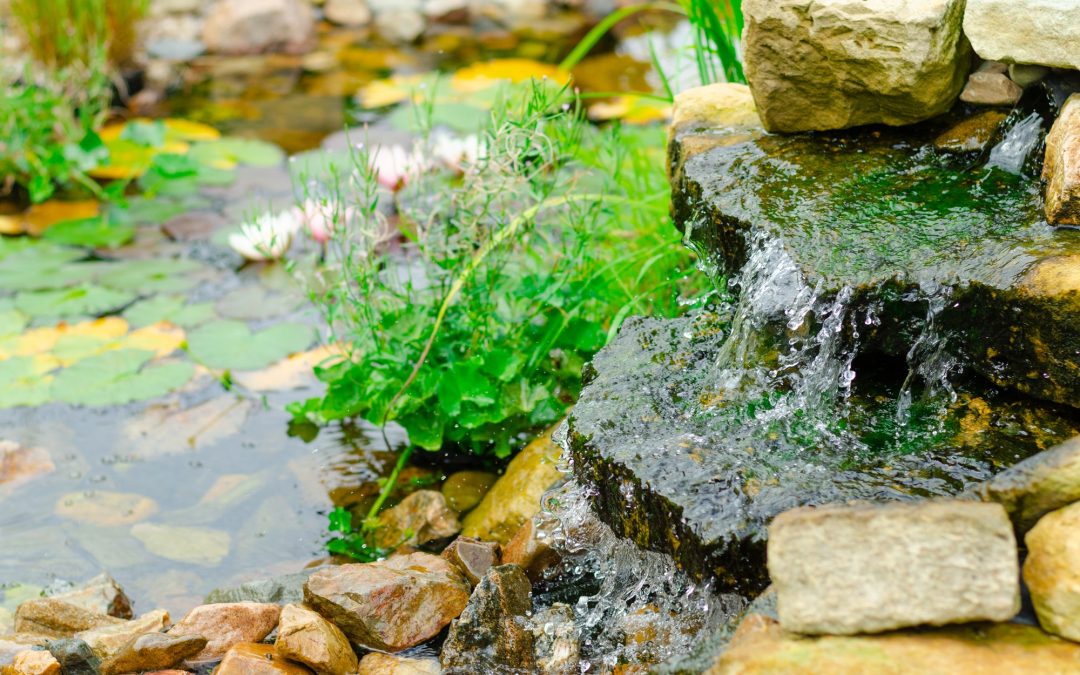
<box><xmin>742</xmin><ymin>0</ymin><xmax>970</xmax><ymax>133</ymax></box>
<box><xmin>964</xmin><ymin>0</ymin><xmax>1080</xmax><ymax>71</ymax></box>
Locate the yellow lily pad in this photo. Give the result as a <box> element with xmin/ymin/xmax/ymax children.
<box><xmin>233</xmin><ymin>344</ymin><xmax>344</xmax><ymax>392</ymax></box>
<box><xmin>451</xmin><ymin>59</ymin><xmax>569</xmax><ymax>93</ymax></box>
<box><xmin>0</xmin><ymin>317</ymin><xmax>129</xmax><ymax>361</ymax></box>
<box><xmin>356</xmin><ymin>73</ymin><xmax>432</xmax><ymax>109</ymax></box>
<box><xmin>588</xmin><ymin>95</ymin><xmax>672</xmax><ymax>124</ymax></box>
<box><xmin>123</xmin><ymin>321</ymin><xmax>185</xmax><ymax>358</ymax></box>
<box><xmin>20</xmin><ymin>200</ymin><xmax>100</xmax><ymax>237</ymax></box>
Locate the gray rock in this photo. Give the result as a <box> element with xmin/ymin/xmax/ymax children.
<box><xmin>768</xmin><ymin>500</ymin><xmax>1020</xmax><ymax>635</ymax></box>
<box><xmin>147</xmin><ymin>38</ymin><xmax>207</xmax><ymax>61</ymax></box>
<box><xmin>960</xmin><ymin>71</ymin><xmax>1024</xmax><ymax>106</ymax></box>
<box><xmin>441</xmin><ymin>565</ymin><xmax>535</xmax><ymax>673</ymax></box>
<box><xmin>1009</xmin><ymin>64</ymin><xmax>1051</xmax><ymax>88</ymax></box>
<box><xmin>441</xmin><ymin>536</ymin><xmax>501</xmax><ymax>587</ymax></box>
<box><xmin>47</xmin><ymin>639</ymin><xmax>100</xmax><ymax>675</ymax></box>
<box><xmin>204</xmin><ymin>569</ymin><xmax>317</xmax><ymax>605</ymax></box>
<box><xmin>964</xmin><ymin>0</ymin><xmax>1080</xmax><ymax>70</ymax></box>
<box><xmin>742</xmin><ymin>0</ymin><xmax>970</xmax><ymax>132</ymax></box>
<box><xmin>980</xmin><ymin>435</ymin><xmax>1080</xmax><ymax>534</ymax></box>
<box><xmin>202</xmin><ymin>0</ymin><xmax>314</xmax><ymax>55</ymax></box>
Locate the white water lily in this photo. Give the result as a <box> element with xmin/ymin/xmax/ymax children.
<box><xmin>430</xmin><ymin>132</ymin><xmax>486</xmax><ymax>173</ymax></box>
<box><xmin>228</xmin><ymin>210</ymin><xmax>303</xmax><ymax>261</ymax></box>
<box><xmin>368</xmin><ymin>144</ymin><xmax>429</xmax><ymax>191</ymax></box>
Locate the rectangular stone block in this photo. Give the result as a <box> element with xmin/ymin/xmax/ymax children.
<box><xmin>964</xmin><ymin>0</ymin><xmax>1080</xmax><ymax>70</ymax></box>
<box><xmin>768</xmin><ymin>500</ymin><xmax>1019</xmax><ymax>635</ymax></box>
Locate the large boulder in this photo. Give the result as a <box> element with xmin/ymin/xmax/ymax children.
<box><xmin>705</xmin><ymin>613</ymin><xmax>1080</xmax><ymax>674</ymax></box>
<box><xmin>1024</xmin><ymin>500</ymin><xmax>1080</xmax><ymax>641</ymax></box>
<box><xmin>742</xmin><ymin>0</ymin><xmax>970</xmax><ymax>132</ymax></box>
<box><xmin>964</xmin><ymin>0</ymin><xmax>1080</xmax><ymax>71</ymax></box>
<box><xmin>1044</xmin><ymin>94</ymin><xmax>1080</xmax><ymax>226</ymax></box>
<box><xmin>980</xmin><ymin>435</ymin><xmax>1080</xmax><ymax>534</ymax></box>
<box><xmin>303</xmin><ymin>553</ymin><xmax>471</xmax><ymax>652</ymax></box>
<box><xmin>768</xmin><ymin>501</ymin><xmax>1019</xmax><ymax>635</ymax></box>
<box><xmin>440</xmin><ymin>565</ymin><xmax>536</xmax><ymax>673</ymax></box>
<box><xmin>202</xmin><ymin>0</ymin><xmax>315</xmax><ymax>55</ymax></box>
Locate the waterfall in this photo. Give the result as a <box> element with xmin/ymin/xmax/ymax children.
<box><xmin>986</xmin><ymin>112</ymin><xmax>1043</xmax><ymax>174</ymax></box>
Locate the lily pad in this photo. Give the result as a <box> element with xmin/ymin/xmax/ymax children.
<box><xmin>0</xmin><ymin>309</ymin><xmax>28</xmax><ymax>336</ymax></box>
<box><xmin>122</xmin><ymin>295</ymin><xmax>216</xmax><ymax>328</ymax></box>
<box><xmin>97</xmin><ymin>259</ymin><xmax>207</xmax><ymax>294</ymax></box>
<box><xmin>111</xmin><ymin>195</ymin><xmax>213</xmax><ymax>225</ymax></box>
<box><xmin>188</xmin><ymin>138</ymin><xmax>285</xmax><ymax>169</ymax></box>
<box><xmin>287</xmin><ymin>148</ymin><xmax>355</xmax><ymax>184</ymax></box>
<box><xmin>0</xmin><ymin>261</ymin><xmax>101</xmax><ymax>292</ymax></box>
<box><xmin>52</xmin><ymin>349</ymin><xmax>195</xmax><ymax>405</ymax></box>
<box><xmin>185</xmin><ymin>320</ymin><xmax>315</xmax><ymax>370</ymax></box>
<box><xmin>0</xmin><ymin>356</ymin><xmax>54</xmax><ymax>408</ymax></box>
<box><xmin>215</xmin><ymin>285</ymin><xmax>304</xmax><ymax>320</ymax></box>
<box><xmin>14</xmin><ymin>285</ymin><xmax>136</xmax><ymax>318</ymax></box>
<box><xmin>42</xmin><ymin>216</ymin><xmax>136</xmax><ymax>249</ymax></box>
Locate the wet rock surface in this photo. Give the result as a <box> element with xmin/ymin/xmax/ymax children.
<box><xmin>933</xmin><ymin>110</ymin><xmax>1008</xmax><ymax>153</ymax></box>
<box><xmin>742</xmin><ymin>0</ymin><xmax>969</xmax><ymax>132</ymax></box>
<box><xmin>76</xmin><ymin>609</ymin><xmax>170</xmax><ymax>659</ymax></box>
<box><xmin>768</xmin><ymin>501</ymin><xmax>1019</xmax><ymax>635</ymax></box>
<box><xmin>461</xmin><ymin>427</ymin><xmax>565</xmax><ymax>544</ymax></box>
<box><xmin>355</xmin><ymin>652</ymin><xmax>439</xmax><ymax>675</ymax></box>
<box><xmin>45</xmin><ymin>639</ymin><xmax>99</xmax><ymax>675</ymax></box>
<box><xmin>2</xmin><ymin>649</ymin><xmax>59</xmax><ymax>675</ymax></box>
<box><xmin>441</xmin><ymin>471</ymin><xmax>497</xmax><ymax>513</ymax></box>
<box><xmin>1044</xmin><ymin>94</ymin><xmax>1080</xmax><ymax>226</ymax></box>
<box><xmin>167</xmin><ymin>602</ymin><xmax>280</xmax><ymax>663</ymax></box>
<box><xmin>274</xmin><ymin>604</ymin><xmax>356</xmax><ymax>675</ymax></box>
<box><xmin>1023</xmin><ymin>500</ymin><xmax>1080</xmax><ymax>642</ymax></box>
<box><xmin>214</xmin><ymin>643</ymin><xmax>313</xmax><ymax>675</ymax></box>
<box><xmin>440</xmin><ymin>564</ymin><xmax>536</xmax><ymax>674</ymax></box>
<box><xmin>303</xmin><ymin>553</ymin><xmax>470</xmax><ymax>652</ymax></box>
<box><xmin>204</xmin><ymin>570</ymin><xmax>316</xmax><ymax>605</ymax></box>
<box><xmin>964</xmin><ymin>0</ymin><xmax>1080</xmax><ymax>71</ymax></box>
<box><xmin>502</xmin><ymin>519</ymin><xmax>560</xmax><ymax>583</ymax></box>
<box><xmin>669</xmin><ymin>85</ymin><xmax>1080</xmax><ymax>408</ymax></box>
<box><xmin>44</xmin><ymin>575</ymin><xmax>132</xmax><ymax>620</ymax></box>
<box><xmin>99</xmin><ymin>632</ymin><xmax>206</xmax><ymax>675</ymax></box>
<box><xmin>531</xmin><ymin>603</ymin><xmax>579</xmax><ymax>675</ymax></box>
<box><xmin>14</xmin><ymin>600</ymin><xmax>124</xmax><ymax>638</ymax></box>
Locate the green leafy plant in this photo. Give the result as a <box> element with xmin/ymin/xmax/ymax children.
<box><xmin>10</xmin><ymin>0</ymin><xmax>147</xmax><ymax>70</ymax></box>
<box><xmin>292</xmin><ymin>83</ymin><xmax>704</xmax><ymax>559</ymax></box>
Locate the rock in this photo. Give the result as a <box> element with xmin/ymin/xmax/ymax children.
<box><xmin>1024</xmin><ymin>500</ymin><xmax>1080</xmax><ymax>641</ymax></box>
<box><xmin>204</xmin><ymin>570</ymin><xmax>317</xmax><ymax>605</ymax></box>
<box><xmin>0</xmin><ymin>640</ymin><xmax>31</xmax><ymax>667</ymax></box>
<box><xmin>356</xmin><ymin>652</ymin><xmax>440</xmax><ymax>675</ymax></box>
<box><xmin>324</xmin><ymin>0</ymin><xmax>370</xmax><ymax>26</ymax></box>
<box><xmin>99</xmin><ymin>633</ymin><xmax>207</xmax><ymax>675</ymax></box>
<box><xmin>54</xmin><ymin>492</ymin><xmax>157</xmax><ymax>527</ymax></box>
<box><xmin>742</xmin><ymin>0</ymin><xmax>970</xmax><ymax>132</ymax></box>
<box><xmin>214</xmin><ymin>643</ymin><xmax>313</xmax><ymax>675</ymax></box>
<box><xmin>441</xmin><ymin>471</ymin><xmax>497</xmax><ymax>513</ymax></box>
<box><xmin>933</xmin><ymin>110</ymin><xmax>1008</xmax><ymax>153</ymax></box>
<box><xmin>532</xmin><ymin>603</ymin><xmax>579</xmax><ymax>675</ymax></box>
<box><xmin>76</xmin><ymin>609</ymin><xmax>170</xmax><ymax>659</ymax></box>
<box><xmin>423</xmin><ymin>0</ymin><xmax>467</xmax><ymax>20</ymax></box>
<box><xmin>130</xmin><ymin>523</ymin><xmax>231</xmax><ymax>566</ymax></box>
<box><xmin>468</xmin><ymin>0</ymin><xmax>545</xmax><ymax>25</ymax></box>
<box><xmin>964</xmin><ymin>0</ymin><xmax>1080</xmax><ymax>71</ymax></box>
<box><xmin>202</xmin><ymin>0</ymin><xmax>315</xmax><ymax>55</ymax></box>
<box><xmin>375</xmin><ymin>490</ymin><xmax>461</xmax><ymax>549</ymax></box>
<box><xmin>669</xmin><ymin>83</ymin><xmax>759</xmax><ymax>136</ymax></box>
<box><xmin>440</xmin><ymin>565</ymin><xmax>535</xmax><ymax>673</ymax></box>
<box><xmin>2</xmin><ymin>649</ymin><xmax>59</xmax><ymax>675</ymax></box>
<box><xmin>441</xmin><ymin>537</ymin><xmax>501</xmax><ymax>586</ymax></box>
<box><xmin>14</xmin><ymin>599</ymin><xmax>123</xmax><ymax>638</ymax></box>
<box><xmin>502</xmin><ymin>519</ymin><xmax>560</xmax><ymax>583</ymax></box>
<box><xmin>768</xmin><ymin>500</ymin><xmax>1019</xmax><ymax>635</ymax></box>
<box><xmin>1009</xmin><ymin>64</ymin><xmax>1051</xmax><ymax>89</ymax></box>
<box><xmin>372</xmin><ymin>10</ymin><xmax>425</xmax><ymax>43</ymax></box>
<box><xmin>45</xmin><ymin>640</ymin><xmax>99</xmax><ymax>675</ymax></box>
<box><xmin>45</xmin><ymin>575</ymin><xmax>132</xmax><ymax>621</ymax></box>
<box><xmin>146</xmin><ymin>38</ymin><xmax>206</xmax><ymax>61</ymax></box>
<box><xmin>167</xmin><ymin>602</ymin><xmax>281</xmax><ymax>663</ymax></box>
<box><xmin>461</xmin><ymin>426</ymin><xmax>565</xmax><ymax>544</ymax></box>
<box><xmin>274</xmin><ymin>605</ymin><xmax>356</xmax><ymax>675</ymax></box>
<box><xmin>1044</xmin><ymin>94</ymin><xmax>1080</xmax><ymax>226</ymax></box>
<box><xmin>960</xmin><ymin>71</ymin><xmax>1024</xmax><ymax>106</ymax></box>
<box><xmin>0</xmin><ymin>442</ymin><xmax>53</xmax><ymax>493</ymax></box>
<box><xmin>303</xmin><ymin>553</ymin><xmax>470</xmax><ymax>652</ymax></box>
<box><xmin>705</xmin><ymin>613</ymin><xmax>1080</xmax><ymax>674</ymax></box>
<box><xmin>981</xmin><ymin>436</ymin><xmax>1080</xmax><ymax>533</ymax></box>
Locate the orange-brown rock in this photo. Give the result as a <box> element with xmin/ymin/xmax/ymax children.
<box><xmin>1</xmin><ymin>649</ymin><xmax>60</xmax><ymax>675</ymax></box>
<box><xmin>14</xmin><ymin>599</ymin><xmax>124</xmax><ymax>638</ymax></box>
<box><xmin>374</xmin><ymin>490</ymin><xmax>461</xmax><ymax>549</ymax></box>
<box><xmin>100</xmin><ymin>632</ymin><xmax>207</xmax><ymax>675</ymax></box>
<box><xmin>1045</xmin><ymin>94</ymin><xmax>1080</xmax><ymax>226</ymax></box>
<box><xmin>167</xmin><ymin>602</ymin><xmax>280</xmax><ymax>663</ymax></box>
<box><xmin>441</xmin><ymin>536</ymin><xmax>500</xmax><ymax>586</ymax></box>
<box><xmin>49</xmin><ymin>574</ymin><xmax>133</xmax><ymax>620</ymax></box>
<box><xmin>304</xmin><ymin>553</ymin><xmax>470</xmax><ymax>652</ymax></box>
<box><xmin>356</xmin><ymin>652</ymin><xmax>439</xmax><ymax>675</ymax></box>
<box><xmin>213</xmin><ymin>643</ymin><xmax>313</xmax><ymax>675</ymax></box>
<box><xmin>76</xmin><ymin>609</ymin><xmax>170</xmax><ymax>659</ymax></box>
<box><xmin>502</xmin><ymin>519</ymin><xmax>560</xmax><ymax>583</ymax></box>
<box><xmin>274</xmin><ymin>604</ymin><xmax>356</xmax><ymax>675</ymax></box>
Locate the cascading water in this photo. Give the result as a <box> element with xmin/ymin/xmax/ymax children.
<box><xmin>986</xmin><ymin>112</ymin><xmax>1044</xmax><ymax>174</ymax></box>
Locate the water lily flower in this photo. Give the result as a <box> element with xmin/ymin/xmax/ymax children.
<box><xmin>431</xmin><ymin>132</ymin><xmax>485</xmax><ymax>173</ymax></box>
<box><xmin>368</xmin><ymin>144</ymin><xmax>428</xmax><ymax>192</ymax></box>
<box><xmin>228</xmin><ymin>209</ymin><xmax>302</xmax><ymax>261</ymax></box>
<box><xmin>296</xmin><ymin>199</ymin><xmax>338</xmax><ymax>244</ymax></box>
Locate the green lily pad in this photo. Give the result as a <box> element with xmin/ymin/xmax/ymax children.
<box><xmin>122</xmin><ymin>295</ymin><xmax>216</xmax><ymax>328</ymax></box>
<box><xmin>0</xmin><ymin>357</ymin><xmax>53</xmax><ymax>408</ymax></box>
<box><xmin>287</xmin><ymin>148</ymin><xmax>355</xmax><ymax>184</ymax></box>
<box><xmin>97</xmin><ymin>259</ymin><xmax>207</xmax><ymax>294</ymax></box>
<box><xmin>189</xmin><ymin>138</ymin><xmax>285</xmax><ymax>168</ymax></box>
<box><xmin>52</xmin><ymin>349</ymin><xmax>195</xmax><ymax>406</ymax></box>
<box><xmin>42</xmin><ymin>216</ymin><xmax>136</xmax><ymax>249</ymax></box>
<box><xmin>387</xmin><ymin>102</ymin><xmax>486</xmax><ymax>133</ymax></box>
<box><xmin>14</xmin><ymin>285</ymin><xmax>136</xmax><ymax>318</ymax></box>
<box><xmin>0</xmin><ymin>309</ymin><xmax>28</xmax><ymax>336</ymax></box>
<box><xmin>215</xmin><ymin>285</ymin><xmax>304</xmax><ymax>320</ymax></box>
<box><xmin>186</xmin><ymin>320</ymin><xmax>315</xmax><ymax>370</ymax></box>
<box><xmin>111</xmin><ymin>195</ymin><xmax>213</xmax><ymax>225</ymax></box>
<box><xmin>0</xmin><ymin>261</ymin><xmax>102</xmax><ymax>292</ymax></box>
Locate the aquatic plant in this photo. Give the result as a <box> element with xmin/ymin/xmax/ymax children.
<box><xmin>228</xmin><ymin>210</ymin><xmax>303</xmax><ymax>262</ymax></box>
<box><xmin>9</xmin><ymin>0</ymin><xmax>147</xmax><ymax>70</ymax></box>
